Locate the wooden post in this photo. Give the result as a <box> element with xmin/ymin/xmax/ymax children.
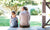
<box><xmin>42</xmin><ymin>0</ymin><xmax>46</xmax><ymax>28</ymax></box>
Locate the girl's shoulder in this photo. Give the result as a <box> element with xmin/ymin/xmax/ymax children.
<box><xmin>13</xmin><ymin>17</ymin><xmax>18</xmax><ymax>20</ymax></box>
<box><xmin>15</xmin><ymin>17</ymin><xmax>18</xmax><ymax>20</ymax></box>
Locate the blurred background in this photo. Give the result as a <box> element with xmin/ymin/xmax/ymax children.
<box><xmin>0</xmin><ymin>0</ymin><xmax>50</xmax><ymax>27</ymax></box>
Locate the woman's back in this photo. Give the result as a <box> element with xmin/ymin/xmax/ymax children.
<box><xmin>20</xmin><ymin>11</ymin><xmax>30</xmax><ymax>25</ymax></box>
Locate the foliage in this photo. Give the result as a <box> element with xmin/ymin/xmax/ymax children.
<box><xmin>0</xmin><ymin>10</ymin><xmax>4</xmax><ymax>15</ymax></box>
<box><xmin>30</xmin><ymin>9</ymin><xmax>38</xmax><ymax>15</ymax></box>
<box><xmin>32</xmin><ymin>1</ymin><xmax>38</xmax><ymax>5</ymax></box>
<box><xmin>46</xmin><ymin>0</ymin><xmax>50</xmax><ymax>2</ymax></box>
<box><xmin>30</xmin><ymin>8</ymin><xmax>41</xmax><ymax>15</ymax></box>
<box><xmin>17</xmin><ymin>11</ymin><xmax>20</xmax><ymax>15</ymax></box>
<box><xmin>4</xmin><ymin>0</ymin><xmax>38</xmax><ymax>6</ymax></box>
<box><xmin>0</xmin><ymin>0</ymin><xmax>38</xmax><ymax>13</ymax></box>
<box><xmin>38</xmin><ymin>8</ymin><xmax>41</xmax><ymax>14</ymax></box>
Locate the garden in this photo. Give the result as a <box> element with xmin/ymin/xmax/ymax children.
<box><xmin>0</xmin><ymin>0</ymin><xmax>50</xmax><ymax>27</ymax></box>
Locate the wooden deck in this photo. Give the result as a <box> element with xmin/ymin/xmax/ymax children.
<box><xmin>0</xmin><ymin>26</ymin><xmax>50</xmax><ymax>30</ymax></box>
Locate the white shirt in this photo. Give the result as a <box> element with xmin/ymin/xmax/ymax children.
<box><xmin>19</xmin><ymin>10</ymin><xmax>30</xmax><ymax>25</ymax></box>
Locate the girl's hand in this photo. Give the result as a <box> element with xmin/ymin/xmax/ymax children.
<box><xmin>17</xmin><ymin>20</ymin><xmax>18</xmax><ymax>23</ymax></box>
<box><xmin>16</xmin><ymin>19</ymin><xmax>18</xmax><ymax>23</ymax></box>
<box><xmin>10</xmin><ymin>20</ymin><xmax>11</xmax><ymax>23</ymax></box>
<box><xmin>17</xmin><ymin>21</ymin><xmax>18</xmax><ymax>23</ymax></box>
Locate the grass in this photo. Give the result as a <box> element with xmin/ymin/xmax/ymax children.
<box><xmin>0</xmin><ymin>16</ymin><xmax>42</xmax><ymax>26</ymax></box>
<box><xmin>30</xmin><ymin>21</ymin><xmax>42</xmax><ymax>26</ymax></box>
<box><xmin>0</xmin><ymin>19</ymin><xmax>10</xmax><ymax>26</ymax></box>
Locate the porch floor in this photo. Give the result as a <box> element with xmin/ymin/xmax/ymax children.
<box><xmin>0</xmin><ymin>26</ymin><xmax>50</xmax><ymax>30</ymax></box>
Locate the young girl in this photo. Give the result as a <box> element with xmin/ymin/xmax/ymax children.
<box><xmin>10</xmin><ymin>11</ymin><xmax>18</xmax><ymax>28</ymax></box>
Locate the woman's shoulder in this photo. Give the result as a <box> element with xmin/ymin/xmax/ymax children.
<box><xmin>19</xmin><ymin>12</ymin><xmax>24</xmax><ymax>15</ymax></box>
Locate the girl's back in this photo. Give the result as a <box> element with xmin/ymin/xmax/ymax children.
<box><xmin>10</xmin><ymin>16</ymin><xmax>18</xmax><ymax>27</ymax></box>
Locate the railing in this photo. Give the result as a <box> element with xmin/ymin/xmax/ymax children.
<box><xmin>46</xmin><ymin>2</ymin><xmax>50</xmax><ymax>9</ymax></box>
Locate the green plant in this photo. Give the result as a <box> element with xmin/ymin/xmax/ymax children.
<box><xmin>17</xmin><ymin>11</ymin><xmax>20</xmax><ymax>15</ymax></box>
<box><xmin>38</xmin><ymin>8</ymin><xmax>41</xmax><ymax>13</ymax></box>
<box><xmin>30</xmin><ymin>9</ymin><xmax>38</xmax><ymax>15</ymax></box>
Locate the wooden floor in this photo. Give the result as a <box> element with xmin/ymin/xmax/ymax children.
<box><xmin>0</xmin><ymin>26</ymin><xmax>50</xmax><ymax>30</ymax></box>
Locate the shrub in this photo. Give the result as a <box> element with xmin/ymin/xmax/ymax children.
<box><xmin>30</xmin><ymin>9</ymin><xmax>38</xmax><ymax>15</ymax></box>
<box><xmin>17</xmin><ymin>11</ymin><xmax>20</xmax><ymax>15</ymax></box>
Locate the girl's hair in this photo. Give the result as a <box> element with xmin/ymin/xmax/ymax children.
<box><xmin>23</xmin><ymin>7</ymin><xmax>28</xmax><ymax>11</ymax></box>
<box><xmin>12</xmin><ymin>11</ymin><xmax>16</xmax><ymax>14</ymax></box>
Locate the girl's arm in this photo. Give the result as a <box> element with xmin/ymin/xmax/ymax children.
<box><xmin>16</xmin><ymin>18</ymin><xmax>18</xmax><ymax>23</ymax></box>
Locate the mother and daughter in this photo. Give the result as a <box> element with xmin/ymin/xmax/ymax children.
<box><xmin>10</xmin><ymin>7</ymin><xmax>30</xmax><ymax>28</ymax></box>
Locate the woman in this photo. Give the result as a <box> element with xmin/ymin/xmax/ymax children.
<box><xmin>10</xmin><ymin>11</ymin><xmax>18</xmax><ymax>28</ymax></box>
<box><xmin>19</xmin><ymin>7</ymin><xmax>30</xmax><ymax>28</ymax></box>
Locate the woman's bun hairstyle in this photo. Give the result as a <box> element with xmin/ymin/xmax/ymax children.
<box><xmin>23</xmin><ymin>6</ymin><xmax>28</xmax><ymax>11</ymax></box>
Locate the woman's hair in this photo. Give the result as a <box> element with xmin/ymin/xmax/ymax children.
<box><xmin>12</xmin><ymin>11</ymin><xmax>16</xmax><ymax>14</ymax></box>
<box><xmin>23</xmin><ymin>7</ymin><xmax>28</xmax><ymax>11</ymax></box>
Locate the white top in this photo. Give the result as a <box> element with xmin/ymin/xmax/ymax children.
<box><xmin>19</xmin><ymin>10</ymin><xmax>30</xmax><ymax>25</ymax></box>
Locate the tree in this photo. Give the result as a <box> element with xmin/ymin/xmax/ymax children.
<box><xmin>0</xmin><ymin>0</ymin><xmax>38</xmax><ymax>13</ymax></box>
<box><xmin>46</xmin><ymin>0</ymin><xmax>50</xmax><ymax>2</ymax></box>
<box><xmin>0</xmin><ymin>10</ymin><xmax>4</xmax><ymax>15</ymax></box>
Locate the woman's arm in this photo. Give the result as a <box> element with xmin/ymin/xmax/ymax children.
<box><xmin>29</xmin><ymin>15</ymin><xmax>30</xmax><ymax>20</ymax></box>
<box><xmin>28</xmin><ymin>13</ymin><xmax>30</xmax><ymax>21</ymax></box>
